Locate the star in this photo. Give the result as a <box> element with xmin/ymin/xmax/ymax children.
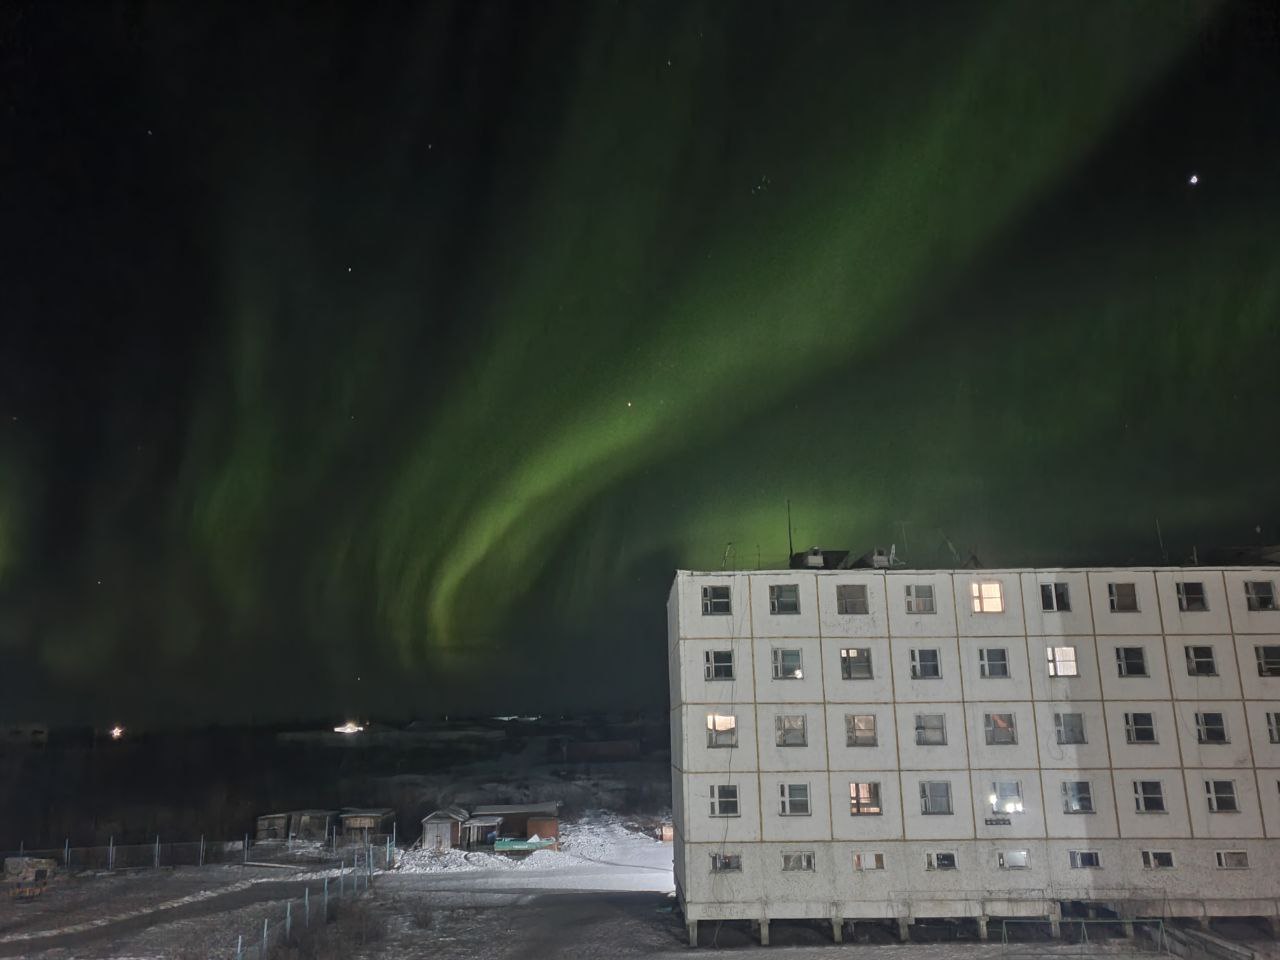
<box><xmin>1188</xmin><ymin>173</ymin><xmax>1199</xmax><ymax>186</ymax></box>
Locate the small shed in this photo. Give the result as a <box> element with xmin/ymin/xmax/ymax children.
<box><xmin>420</xmin><ymin>806</ymin><xmax>469</xmax><ymax>852</ymax></box>
<box><xmin>340</xmin><ymin>808</ymin><xmax>395</xmax><ymax>843</ymax></box>
<box><xmin>291</xmin><ymin>809</ymin><xmax>337</xmax><ymax>843</ymax></box>
<box><xmin>465</xmin><ymin>802</ymin><xmax>560</xmax><ymax>851</ymax></box>
<box><xmin>255</xmin><ymin>812</ymin><xmax>292</xmax><ymax>843</ymax></box>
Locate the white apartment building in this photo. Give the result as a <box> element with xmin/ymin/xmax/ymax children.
<box><xmin>667</xmin><ymin>566</ymin><xmax>1280</xmax><ymax>946</ymax></box>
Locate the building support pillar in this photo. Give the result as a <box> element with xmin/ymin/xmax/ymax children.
<box><xmin>1197</xmin><ymin>916</ymin><xmax>1211</xmax><ymax>933</ymax></box>
<box><xmin>1049</xmin><ymin>904</ymin><xmax>1062</xmax><ymax>939</ymax></box>
<box><xmin>896</xmin><ymin>918</ymin><xmax>911</xmax><ymax>942</ymax></box>
<box><xmin>758</xmin><ymin>918</ymin><xmax>770</xmax><ymax>946</ymax></box>
<box><xmin>831</xmin><ymin>918</ymin><xmax>843</xmax><ymax>943</ymax></box>
<box><xmin>1267</xmin><ymin>916</ymin><xmax>1280</xmax><ymax>939</ymax></box>
<box><xmin>1122</xmin><ymin>920</ymin><xmax>1135</xmax><ymax>939</ymax></box>
<box><xmin>687</xmin><ymin>920</ymin><xmax>698</xmax><ymax>947</ymax></box>
<box><xmin>977</xmin><ymin>916</ymin><xmax>989</xmax><ymax>941</ymax></box>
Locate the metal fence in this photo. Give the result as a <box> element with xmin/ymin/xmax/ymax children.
<box><xmin>0</xmin><ymin>837</ymin><xmax>247</xmax><ymax>871</ymax></box>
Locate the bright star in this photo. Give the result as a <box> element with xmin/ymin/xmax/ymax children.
<box><xmin>1188</xmin><ymin>173</ymin><xmax>1199</xmax><ymax>186</ymax></box>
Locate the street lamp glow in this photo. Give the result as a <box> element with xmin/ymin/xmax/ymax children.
<box><xmin>333</xmin><ymin>720</ymin><xmax>364</xmax><ymax>734</ymax></box>
<box><xmin>109</xmin><ymin>725</ymin><xmax>125</xmax><ymax>740</ymax></box>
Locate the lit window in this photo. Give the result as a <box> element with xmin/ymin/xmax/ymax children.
<box><xmin>850</xmin><ymin>782</ymin><xmax>882</xmax><ymax>816</ymax></box>
<box><xmin>703</xmin><ymin>650</ymin><xmax>734</xmax><ymax>681</ymax></box>
<box><xmin>990</xmin><ymin>780</ymin><xmax>1023</xmax><ymax>814</ymax></box>
<box><xmin>1245</xmin><ymin>581</ymin><xmax>1277</xmax><ymax>612</ymax></box>
<box><xmin>701</xmin><ymin>585</ymin><xmax>731</xmax><ymax>616</ymax></box>
<box><xmin>984</xmin><ymin>713</ymin><xmax>1017</xmax><ymax>746</ymax></box>
<box><xmin>771</xmin><ymin>648</ymin><xmax>803</xmax><ymax>680</ymax></box>
<box><xmin>998</xmin><ymin>850</ymin><xmax>1029</xmax><ymax>870</ymax></box>
<box><xmin>1206</xmin><ymin>780</ymin><xmax>1238</xmax><ymax>813</ymax></box>
<box><xmin>1133</xmin><ymin>780</ymin><xmax>1165</xmax><ymax>813</ymax></box>
<box><xmin>1062</xmin><ymin>781</ymin><xmax>1094</xmax><ymax>814</ymax></box>
<box><xmin>1216</xmin><ymin>850</ymin><xmax>1249</xmax><ymax>869</ymax></box>
<box><xmin>1256</xmin><ymin>645</ymin><xmax>1280</xmax><ymax>677</ymax></box>
<box><xmin>781</xmin><ymin>851</ymin><xmax>815</xmax><ymax>872</ymax></box>
<box><xmin>1142</xmin><ymin>850</ymin><xmax>1174</xmax><ymax>869</ymax></box>
<box><xmin>971</xmin><ymin>581</ymin><xmax>1004</xmax><ymax>613</ymax></box>
<box><xmin>779</xmin><ymin>782</ymin><xmax>810</xmax><ymax>816</ymax></box>
<box><xmin>709</xmin><ymin>784</ymin><xmax>739</xmax><ymax>817</ymax></box>
<box><xmin>1108</xmin><ymin>582</ymin><xmax>1139</xmax><ymax>612</ymax></box>
<box><xmin>845</xmin><ymin>714</ymin><xmax>876</xmax><ymax>747</ymax></box>
<box><xmin>775</xmin><ymin>714</ymin><xmax>807</xmax><ymax>747</ymax></box>
<box><xmin>979</xmin><ymin>648</ymin><xmax>1009</xmax><ymax>679</ymax></box>
<box><xmin>910</xmin><ymin>648</ymin><xmax>941</xmax><ymax>679</ymax></box>
<box><xmin>905</xmin><ymin>584</ymin><xmax>936</xmax><ymax>614</ymax></box>
<box><xmin>1184</xmin><ymin>646</ymin><xmax>1217</xmax><ymax>677</ymax></box>
<box><xmin>837</xmin><ymin>584</ymin><xmax>869</xmax><ymax>615</ymax></box>
<box><xmin>1047</xmin><ymin>646</ymin><xmax>1078</xmax><ymax>677</ymax></box>
<box><xmin>853</xmin><ymin>852</ymin><xmax>885</xmax><ymax>871</ymax></box>
<box><xmin>915</xmin><ymin>713</ymin><xmax>946</xmax><ymax>746</ymax></box>
<box><xmin>841</xmin><ymin>647</ymin><xmax>872</xmax><ymax>679</ymax></box>
<box><xmin>1055</xmin><ymin>712</ymin><xmax>1086</xmax><ymax>745</ymax></box>
<box><xmin>769</xmin><ymin>584</ymin><xmax>800</xmax><ymax>615</ymax></box>
<box><xmin>1069</xmin><ymin>850</ymin><xmax>1101</xmax><ymax>869</ymax></box>
<box><xmin>1116</xmin><ymin>646</ymin><xmax>1148</xmax><ymax>677</ymax></box>
<box><xmin>920</xmin><ymin>780</ymin><xmax>952</xmax><ymax>815</ymax></box>
<box><xmin>1125</xmin><ymin>712</ymin><xmax>1157</xmax><ymax>743</ymax></box>
<box><xmin>1176</xmin><ymin>582</ymin><xmax>1208</xmax><ymax>612</ymax></box>
<box><xmin>706</xmin><ymin>713</ymin><xmax>737</xmax><ymax>748</ymax></box>
<box><xmin>710</xmin><ymin>852</ymin><xmax>741</xmax><ymax>872</ymax></box>
<box><xmin>1040</xmin><ymin>582</ymin><xmax>1071</xmax><ymax>612</ymax></box>
<box><xmin>925</xmin><ymin>851</ymin><xmax>956</xmax><ymax>871</ymax></box>
<box><xmin>1266</xmin><ymin>712</ymin><xmax>1280</xmax><ymax>744</ymax></box>
<box><xmin>1195</xmin><ymin>712</ymin><xmax>1228</xmax><ymax>744</ymax></box>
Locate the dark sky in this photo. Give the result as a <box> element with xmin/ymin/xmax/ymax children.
<box><xmin>2</xmin><ymin>1</ymin><xmax>1278</xmax><ymax>725</ymax></box>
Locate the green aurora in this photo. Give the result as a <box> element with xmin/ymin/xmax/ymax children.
<box><xmin>3</xmin><ymin>0</ymin><xmax>1279</xmax><ymax>720</ymax></box>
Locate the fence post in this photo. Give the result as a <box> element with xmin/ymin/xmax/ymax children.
<box><xmin>260</xmin><ymin>917</ymin><xmax>268</xmax><ymax>959</ymax></box>
<box><xmin>64</xmin><ymin>838</ymin><xmax>70</xmax><ymax>868</ymax></box>
<box><xmin>323</xmin><ymin>876</ymin><xmax>329</xmax><ymax>917</ymax></box>
<box><xmin>235</xmin><ymin>934</ymin><xmax>242</xmax><ymax>960</ymax></box>
<box><xmin>304</xmin><ymin>887</ymin><xmax>310</xmax><ymax>927</ymax></box>
<box><xmin>244</xmin><ymin>832</ymin><xmax>249</xmax><ymax>864</ymax></box>
<box><xmin>339</xmin><ymin>860</ymin><xmax>345</xmax><ymax>896</ymax></box>
<box><xmin>285</xmin><ymin>900</ymin><xmax>292</xmax><ymax>939</ymax></box>
<box><xmin>18</xmin><ymin>841</ymin><xmax>22</xmax><ymax>857</ymax></box>
<box><xmin>154</xmin><ymin>834</ymin><xmax>160</xmax><ymax>868</ymax></box>
<box><xmin>386</xmin><ymin>836</ymin><xmax>391</xmax><ymax>870</ymax></box>
<box><xmin>108</xmin><ymin>835</ymin><xmax>114</xmax><ymax>871</ymax></box>
<box><xmin>199</xmin><ymin>835</ymin><xmax>205</xmax><ymax>867</ymax></box>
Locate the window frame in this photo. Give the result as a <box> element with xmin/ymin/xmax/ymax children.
<box><xmin>1046</xmin><ymin>645</ymin><xmax>1079</xmax><ymax>677</ymax></box>
<box><xmin>836</xmin><ymin>583</ymin><xmax>869</xmax><ymax>615</ymax></box>
<box><xmin>1062</xmin><ymin>780</ymin><xmax>1094</xmax><ymax>814</ymax></box>
<box><xmin>1142</xmin><ymin>850</ymin><xmax>1174</xmax><ymax>869</ymax></box>
<box><xmin>779</xmin><ymin>782</ymin><xmax>811</xmax><ymax>816</ymax></box>
<box><xmin>990</xmin><ymin>780</ymin><xmax>1024</xmax><ymax>814</ymax></box>
<box><xmin>771</xmin><ymin>647</ymin><xmax>803</xmax><ymax>680</ymax></box>
<box><xmin>1133</xmin><ymin>780</ymin><xmax>1166</xmax><ymax>813</ymax></box>
<box><xmin>984</xmin><ymin>712</ymin><xmax>1018</xmax><ymax>746</ymax></box>
<box><xmin>914</xmin><ymin>713</ymin><xmax>947</xmax><ymax>746</ymax></box>
<box><xmin>1068</xmin><ymin>850</ymin><xmax>1102</xmax><ymax>869</ymax></box>
<box><xmin>1115</xmin><ymin>646</ymin><xmax>1149</xmax><ymax>677</ymax></box>
<box><xmin>709</xmin><ymin>784</ymin><xmax>740</xmax><ymax>817</ymax></box>
<box><xmin>1108</xmin><ymin>582</ymin><xmax>1139</xmax><ymax>613</ymax></box>
<box><xmin>845</xmin><ymin>713</ymin><xmax>877</xmax><ymax>747</ymax></box>
<box><xmin>925</xmin><ymin>851</ymin><xmax>957</xmax><ymax>871</ymax></box>
<box><xmin>706</xmin><ymin>713</ymin><xmax>738</xmax><ymax>748</ymax></box>
<box><xmin>1205</xmin><ymin>779</ymin><xmax>1238</xmax><ymax>813</ymax></box>
<box><xmin>1125</xmin><ymin>712</ymin><xmax>1157</xmax><ymax>744</ymax></box>
<box><xmin>704</xmin><ymin>649</ymin><xmax>735</xmax><ymax>681</ymax></box>
<box><xmin>1266</xmin><ymin>711</ymin><xmax>1280</xmax><ymax>744</ymax></box>
<box><xmin>919</xmin><ymin>780</ymin><xmax>953</xmax><ymax>815</ymax></box>
<box><xmin>905</xmin><ymin>583</ymin><xmax>936</xmax><ymax>615</ymax></box>
<box><xmin>1040</xmin><ymin>582</ymin><xmax>1071</xmax><ymax>612</ymax></box>
<box><xmin>1195</xmin><ymin>712</ymin><xmax>1229</xmax><ymax>745</ymax></box>
<box><xmin>769</xmin><ymin>583</ymin><xmax>801</xmax><ymax>616</ymax></box>
<box><xmin>971</xmin><ymin>581</ymin><xmax>1005</xmax><ymax>613</ymax></box>
<box><xmin>849</xmin><ymin>781</ymin><xmax>883</xmax><ymax>816</ymax></box>
<box><xmin>1216</xmin><ymin>850</ymin><xmax>1250</xmax><ymax>869</ymax></box>
<box><xmin>701</xmin><ymin>585</ymin><xmax>732</xmax><ymax>616</ymax></box>
<box><xmin>1176</xmin><ymin>581</ymin><xmax>1209</xmax><ymax>612</ymax></box>
<box><xmin>1054</xmin><ymin>711</ymin><xmax>1086</xmax><ymax>745</ymax></box>
<box><xmin>853</xmin><ymin>851</ymin><xmax>885</xmax><ymax>871</ymax></box>
<box><xmin>781</xmin><ymin>850</ymin><xmax>815</xmax><ymax>872</ymax></box>
<box><xmin>1245</xmin><ymin>581</ymin><xmax>1277</xmax><ymax>612</ymax></box>
<box><xmin>1184</xmin><ymin>645</ymin><xmax>1217</xmax><ymax>677</ymax></box>
<box><xmin>1255</xmin><ymin>645</ymin><xmax>1280</xmax><ymax>677</ymax></box>
<box><xmin>998</xmin><ymin>850</ymin><xmax>1029</xmax><ymax>870</ymax></box>
<box><xmin>979</xmin><ymin>647</ymin><xmax>1010</xmax><ymax>679</ymax></box>
<box><xmin>710</xmin><ymin>852</ymin><xmax>741</xmax><ymax>872</ymax></box>
<box><xmin>840</xmin><ymin>647</ymin><xmax>873</xmax><ymax>680</ymax></box>
<box><xmin>910</xmin><ymin>647</ymin><xmax>942</xmax><ymax>680</ymax></box>
<box><xmin>775</xmin><ymin>713</ymin><xmax>807</xmax><ymax>747</ymax></box>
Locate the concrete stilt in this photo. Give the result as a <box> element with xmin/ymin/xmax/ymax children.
<box><xmin>1122</xmin><ymin>920</ymin><xmax>1135</xmax><ymax>939</ymax></box>
<box><xmin>832</xmin><ymin>918</ymin><xmax>844</xmax><ymax>943</ymax></box>
<box><xmin>896</xmin><ymin>918</ymin><xmax>911</xmax><ymax>942</ymax></box>
<box><xmin>759</xmin><ymin>919</ymin><xmax>770</xmax><ymax>946</ymax></box>
<box><xmin>687</xmin><ymin>920</ymin><xmax>698</xmax><ymax>947</ymax></box>
<box><xmin>1049</xmin><ymin>904</ymin><xmax>1062</xmax><ymax>939</ymax></box>
<box><xmin>1198</xmin><ymin>916</ymin><xmax>1211</xmax><ymax>933</ymax></box>
<box><xmin>1268</xmin><ymin>916</ymin><xmax>1280</xmax><ymax>939</ymax></box>
<box><xmin>977</xmin><ymin>916</ymin><xmax>989</xmax><ymax>941</ymax></box>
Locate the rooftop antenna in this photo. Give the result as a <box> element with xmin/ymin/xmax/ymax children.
<box><xmin>756</xmin><ymin>544</ymin><xmax>762</xmax><ymax>570</ymax></box>
<box><xmin>1155</xmin><ymin>518</ymin><xmax>1168</xmax><ymax>564</ymax></box>
<box><xmin>786</xmin><ymin>499</ymin><xmax>794</xmax><ymax>559</ymax></box>
<box><xmin>1192</xmin><ymin>545</ymin><xmax>1199</xmax><ymax>566</ymax></box>
<box><xmin>721</xmin><ymin>542</ymin><xmax>736</xmax><ymax>571</ymax></box>
<box><xmin>894</xmin><ymin>520</ymin><xmax>911</xmax><ymax>558</ymax></box>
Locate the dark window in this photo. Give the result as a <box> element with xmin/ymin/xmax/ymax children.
<box><xmin>836</xmin><ymin>584</ymin><xmax>869</xmax><ymax>615</ymax></box>
<box><xmin>701</xmin><ymin>585</ymin><xmax>731</xmax><ymax>616</ymax></box>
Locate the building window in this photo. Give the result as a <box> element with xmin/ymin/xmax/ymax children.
<box><xmin>781</xmin><ymin>851</ymin><xmax>815</xmax><ymax>872</ymax></box>
<box><xmin>706</xmin><ymin>714</ymin><xmax>737</xmax><ymax>748</ymax></box>
<box><xmin>979</xmin><ymin>648</ymin><xmax>1010</xmax><ymax>679</ymax></box>
<box><xmin>850</xmin><ymin>781</ymin><xmax>882</xmax><ymax>816</ymax></box>
<box><xmin>910</xmin><ymin>648</ymin><xmax>941</xmax><ymax>679</ymax></box>
<box><xmin>1055</xmin><ymin>712</ymin><xmax>1086</xmax><ymax>745</ymax></box>
<box><xmin>701</xmin><ymin>585</ymin><xmax>731</xmax><ymax>616</ymax></box>
<box><xmin>1069</xmin><ymin>850</ymin><xmax>1102</xmax><ymax>869</ymax></box>
<box><xmin>1245</xmin><ymin>581</ymin><xmax>1277</xmax><ymax>612</ymax></box>
<box><xmin>779</xmin><ymin>782</ymin><xmax>810</xmax><ymax>816</ymax></box>
<box><xmin>837</xmin><ymin>583</ymin><xmax>869</xmax><ymax>615</ymax></box>
<box><xmin>1062</xmin><ymin>781</ymin><xmax>1094</xmax><ymax>814</ymax></box>
<box><xmin>710</xmin><ymin>852</ymin><xmax>741</xmax><ymax>872</ymax></box>
<box><xmin>1206</xmin><ymin>780</ymin><xmax>1238</xmax><ymax>813</ymax></box>
<box><xmin>1267</xmin><ymin>712</ymin><xmax>1280</xmax><ymax>744</ymax></box>
<box><xmin>971</xmin><ymin>581</ymin><xmax>1004</xmax><ymax>613</ymax></box>
<box><xmin>1216</xmin><ymin>851</ymin><xmax>1250</xmax><ymax>869</ymax></box>
<box><xmin>998</xmin><ymin>850</ymin><xmax>1029</xmax><ymax>870</ymax></box>
<box><xmin>915</xmin><ymin>713</ymin><xmax>947</xmax><ymax>746</ymax></box>
<box><xmin>1176</xmin><ymin>582</ymin><xmax>1209</xmax><ymax>612</ymax></box>
<box><xmin>770</xmin><ymin>583</ymin><xmax>800</xmax><ymax>615</ymax></box>
<box><xmin>905</xmin><ymin>584</ymin><xmax>936</xmax><ymax>614</ymax></box>
<box><xmin>1195</xmin><ymin>712</ymin><xmax>1229</xmax><ymax>744</ymax></box>
<box><xmin>925</xmin><ymin>851</ymin><xmax>957</xmax><ymax>871</ymax></box>
<box><xmin>1185</xmin><ymin>645</ymin><xmax>1217</xmax><ymax>677</ymax></box>
<box><xmin>984</xmin><ymin>713</ymin><xmax>1017</xmax><ymax>745</ymax></box>
<box><xmin>1255</xmin><ymin>645</ymin><xmax>1280</xmax><ymax>677</ymax></box>
<box><xmin>1108</xmin><ymin>582</ymin><xmax>1139</xmax><ymax>612</ymax></box>
<box><xmin>990</xmin><ymin>780</ymin><xmax>1023</xmax><ymax>814</ymax></box>
<box><xmin>920</xmin><ymin>780</ymin><xmax>953</xmax><ymax>815</ymax></box>
<box><xmin>1142</xmin><ymin>850</ymin><xmax>1174</xmax><ymax>869</ymax></box>
<box><xmin>1125</xmin><ymin>712</ymin><xmax>1157</xmax><ymax>743</ymax></box>
<box><xmin>841</xmin><ymin>647</ymin><xmax>873</xmax><ymax>680</ymax></box>
<box><xmin>853</xmin><ymin>852</ymin><xmax>885</xmax><ymax>871</ymax></box>
<box><xmin>771</xmin><ymin>648</ymin><xmax>803</xmax><ymax>680</ymax></box>
<box><xmin>709</xmin><ymin>784</ymin><xmax>739</xmax><ymax>817</ymax></box>
<box><xmin>1115</xmin><ymin>646</ymin><xmax>1148</xmax><ymax>677</ymax></box>
<box><xmin>1133</xmin><ymin>780</ymin><xmax>1165</xmax><ymax>813</ymax></box>
<box><xmin>1047</xmin><ymin>646</ymin><xmax>1079</xmax><ymax>677</ymax></box>
<box><xmin>704</xmin><ymin>650</ymin><xmax>734</xmax><ymax>681</ymax></box>
<box><xmin>775</xmin><ymin>714</ymin><xmax>807</xmax><ymax>747</ymax></box>
<box><xmin>846</xmin><ymin>714</ymin><xmax>877</xmax><ymax>747</ymax></box>
<box><xmin>1041</xmin><ymin>582</ymin><xmax>1071</xmax><ymax>612</ymax></box>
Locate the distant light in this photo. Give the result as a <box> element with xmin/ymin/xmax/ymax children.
<box><xmin>110</xmin><ymin>725</ymin><xmax>125</xmax><ymax>740</ymax></box>
<box><xmin>1188</xmin><ymin>173</ymin><xmax>1199</xmax><ymax>186</ymax></box>
<box><xmin>626</xmin><ymin>401</ymin><xmax>632</xmax><ymax>408</ymax></box>
<box><xmin>334</xmin><ymin>721</ymin><xmax>364</xmax><ymax>735</ymax></box>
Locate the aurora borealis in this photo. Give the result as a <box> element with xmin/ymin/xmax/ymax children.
<box><xmin>3</xmin><ymin>1</ymin><xmax>1279</xmax><ymax>721</ymax></box>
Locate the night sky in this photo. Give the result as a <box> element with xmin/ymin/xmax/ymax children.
<box><xmin>3</xmin><ymin>2</ymin><xmax>1279</xmax><ymax>724</ymax></box>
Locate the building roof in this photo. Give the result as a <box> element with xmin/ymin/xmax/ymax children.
<box><xmin>461</xmin><ymin>815</ymin><xmax>504</xmax><ymax>827</ymax></box>
<box><xmin>470</xmin><ymin>802</ymin><xmax>559</xmax><ymax>817</ymax></box>
<box><xmin>291</xmin><ymin>809</ymin><xmax>338</xmax><ymax>817</ymax></box>
<box><xmin>340</xmin><ymin>808</ymin><xmax>395</xmax><ymax>818</ymax></box>
<box><xmin>422</xmin><ymin>806</ymin><xmax>469</xmax><ymax>823</ymax></box>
